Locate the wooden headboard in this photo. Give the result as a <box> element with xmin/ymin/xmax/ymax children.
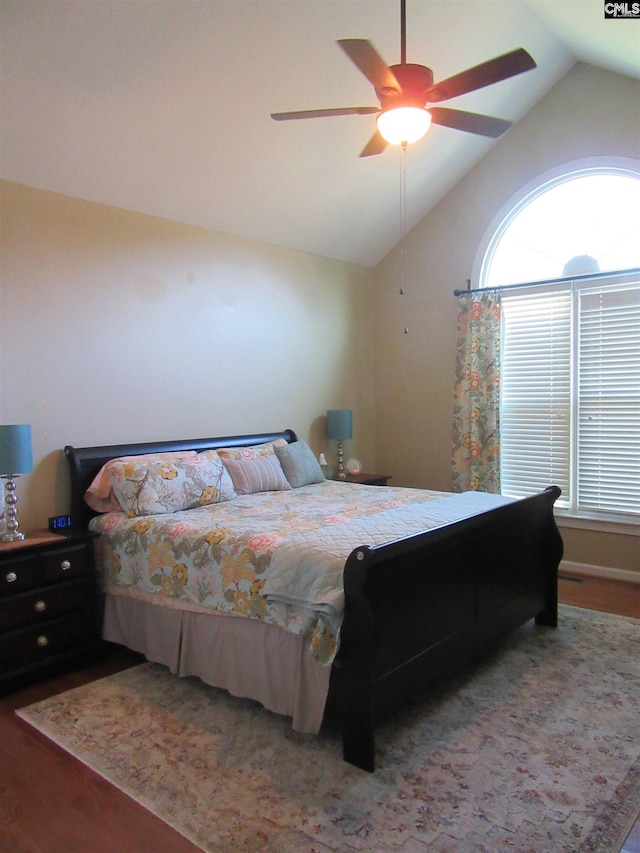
<box><xmin>64</xmin><ymin>429</ymin><xmax>298</xmax><ymax>529</ymax></box>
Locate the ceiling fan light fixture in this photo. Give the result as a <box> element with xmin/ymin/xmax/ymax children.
<box><xmin>377</xmin><ymin>107</ymin><xmax>431</xmax><ymax>146</ymax></box>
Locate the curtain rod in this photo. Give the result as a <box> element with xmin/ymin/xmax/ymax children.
<box><xmin>453</xmin><ymin>267</ymin><xmax>640</xmax><ymax>297</ymax></box>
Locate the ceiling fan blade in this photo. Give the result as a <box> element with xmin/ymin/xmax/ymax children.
<box><xmin>337</xmin><ymin>39</ymin><xmax>402</xmax><ymax>95</ymax></box>
<box><xmin>271</xmin><ymin>106</ymin><xmax>379</xmax><ymax>122</ymax></box>
<box><xmin>429</xmin><ymin>107</ymin><xmax>513</xmax><ymax>138</ymax></box>
<box><xmin>427</xmin><ymin>48</ymin><xmax>536</xmax><ymax>103</ymax></box>
<box><xmin>359</xmin><ymin>130</ymin><xmax>388</xmax><ymax>158</ymax></box>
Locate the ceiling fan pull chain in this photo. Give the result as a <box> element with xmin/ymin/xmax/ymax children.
<box><xmin>400</xmin><ymin>143</ymin><xmax>409</xmax><ymax>335</ymax></box>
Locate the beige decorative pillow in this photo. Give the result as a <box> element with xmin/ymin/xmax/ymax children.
<box><xmin>84</xmin><ymin>451</ymin><xmax>197</xmax><ymax>513</ymax></box>
<box><xmin>107</xmin><ymin>453</ymin><xmax>236</xmax><ymax>516</ymax></box>
<box><xmin>222</xmin><ymin>453</ymin><xmax>291</xmax><ymax>495</ymax></box>
<box><xmin>213</xmin><ymin>439</ymin><xmax>287</xmax><ymax>462</ymax></box>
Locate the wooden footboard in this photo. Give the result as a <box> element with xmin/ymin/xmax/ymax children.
<box><xmin>329</xmin><ymin>486</ymin><xmax>563</xmax><ymax>772</ymax></box>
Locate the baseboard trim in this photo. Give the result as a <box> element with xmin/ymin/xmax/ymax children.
<box><xmin>560</xmin><ymin>560</ymin><xmax>640</xmax><ymax>585</ymax></box>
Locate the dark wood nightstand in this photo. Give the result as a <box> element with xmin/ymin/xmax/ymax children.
<box><xmin>0</xmin><ymin>529</ymin><xmax>102</xmax><ymax>692</ymax></box>
<box><xmin>334</xmin><ymin>473</ymin><xmax>391</xmax><ymax>486</ymax></box>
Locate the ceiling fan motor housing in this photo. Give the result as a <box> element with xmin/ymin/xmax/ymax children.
<box><xmin>378</xmin><ymin>64</ymin><xmax>434</xmax><ymax>109</ymax></box>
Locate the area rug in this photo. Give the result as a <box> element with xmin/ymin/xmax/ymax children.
<box><xmin>17</xmin><ymin>606</ymin><xmax>640</xmax><ymax>853</ymax></box>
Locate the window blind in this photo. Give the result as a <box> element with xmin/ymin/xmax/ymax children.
<box><xmin>500</xmin><ymin>276</ymin><xmax>640</xmax><ymax>520</ymax></box>
<box><xmin>577</xmin><ymin>283</ymin><xmax>640</xmax><ymax>516</ymax></box>
<box><xmin>500</xmin><ymin>290</ymin><xmax>572</xmax><ymax>506</ymax></box>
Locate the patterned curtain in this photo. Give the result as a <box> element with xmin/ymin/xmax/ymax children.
<box><xmin>452</xmin><ymin>291</ymin><xmax>501</xmax><ymax>493</ymax></box>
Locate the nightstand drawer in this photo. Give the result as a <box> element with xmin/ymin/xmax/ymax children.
<box><xmin>0</xmin><ymin>542</ymin><xmax>90</xmax><ymax>596</ymax></box>
<box><xmin>0</xmin><ymin>579</ymin><xmax>94</xmax><ymax>633</ymax></box>
<box><xmin>41</xmin><ymin>543</ymin><xmax>89</xmax><ymax>583</ymax></box>
<box><xmin>334</xmin><ymin>473</ymin><xmax>391</xmax><ymax>486</ymax></box>
<box><xmin>0</xmin><ymin>554</ymin><xmax>38</xmax><ymax>594</ymax></box>
<box><xmin>0</xmin><ymin>609</ymin><xmax>97</xmax><ymax>672</ymax></box>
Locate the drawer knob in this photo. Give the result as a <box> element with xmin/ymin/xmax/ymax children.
<box><xmin>34</xmin><ymin>600</ymin><xmax>47</xmax><ymax>613</ymax></box>
<box><xmin>5</xmin><ymin>571</ymin><xmax>17</xmax><ymax>583</ymax></box>
<box><xmin>37</xmin><ymin>635</ymin><xmax>49</xmax><ymax>648</ymax></box>
<box><xmin>60</xmin><ymin>560</ymin><xmax>71</xmax><ymax>571</ymax></box>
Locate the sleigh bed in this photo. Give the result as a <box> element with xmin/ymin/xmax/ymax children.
<box><xmin>65</xmin><ymin>429</ymin><xmax>563</xmax><ymax>772</ymax></box>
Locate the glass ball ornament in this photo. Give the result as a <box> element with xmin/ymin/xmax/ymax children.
<box><xmin>345</xmin><ymin>458</ymin><xmax>362</xmax><ymax>475</ymax></box>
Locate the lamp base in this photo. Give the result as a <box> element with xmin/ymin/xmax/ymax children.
<box><xmin>2</xmin><ymin>531</ymin><xmax>25</xmax><ymax>543</ymax></box>
<box><xmin>2</xmin><ymin>475</ymin><xmax>26</xmax><ymax>542</ymax></box>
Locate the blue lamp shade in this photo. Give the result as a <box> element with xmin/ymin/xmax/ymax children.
<box><xmin>326</xmin><ymin>410</ymin><xmax>353</xmax><ymax>442</ymax></box>
<box><xmin>0</xmin><ymin>424</ymin><xmax>33</xmax><ymax>475</ymax></box>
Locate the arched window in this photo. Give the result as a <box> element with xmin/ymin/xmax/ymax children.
<box><xmin>473</xmin><ymin>161</ymin><xmax>640</xmax><ymax>525</ymax></box>
<box><xmin>478</xmin><ymin>162</ymin><xmax>640</xmax><ymax>288</ymax></box>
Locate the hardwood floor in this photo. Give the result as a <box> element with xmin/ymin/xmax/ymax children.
<box><xmin>557</xmin><ymin>572</ymin><xmax>640</xmax><ymax>853</ymax></box>
<box><xmin>0</xmin><ymin>648</ymin><xmax>199</xmax><ymax>853</ymax></box>
<box><xmin>1</xmin><ymin>577</ymin><xmax>638</xmax><ymax>852</ymax></box>
<box><xmin>558</xmin><ymin>570</ymin><xmax>640</xmax><ymax>620</ymax></box>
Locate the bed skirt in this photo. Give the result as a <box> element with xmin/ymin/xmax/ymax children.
<box><xmin>102</xmin><ymin>592</ymin><xmax>332</xmax><ymax>734</ymax></box>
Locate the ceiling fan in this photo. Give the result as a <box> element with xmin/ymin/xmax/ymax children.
<box><xmin>271</xmin><ymin>0</ymin><xmax>536</xmax><ymax>157</ymax></box>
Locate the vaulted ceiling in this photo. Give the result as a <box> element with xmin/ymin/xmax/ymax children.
<box><xmin>1</xmin><ymin>0</ymin><xmax>638</xmax><ymax>267</ymax></box>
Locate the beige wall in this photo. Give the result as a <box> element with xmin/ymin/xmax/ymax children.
<box><xmin>2</xmin><ymin>62</ymin><xmax>638</xmax><ymax>577</ymax></box>
<box><xmin>0</xmin><ymin>181</ymin><xmax>376</xmax><ymax>530</ymax></box>
<box><xmin>372</xmin><ymin>63</ymin><xmax>640</xmax><ymax>576</ymax></box>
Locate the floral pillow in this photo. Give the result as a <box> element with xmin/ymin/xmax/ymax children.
<box><xmin>222</xmin><ymin>453</ymin><xmax>291</xmax><ymax>495</ymax></box>
<box><xmin>107</xmin><ymin>452</ymin><xmax>236</xmax><ymax>517</ymax></box>
<box><xmin>84</xmin><ymin>450</ymin><xmax>197</xmax><ymax>513</ymax></box>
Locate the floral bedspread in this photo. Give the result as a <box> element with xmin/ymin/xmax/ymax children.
<box><xmin>89</xmin><ymin>481</ymin><xmax>507</xmax><ymax>665</ymax></box>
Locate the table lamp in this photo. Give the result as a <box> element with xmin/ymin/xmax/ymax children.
<box><xmin>0</xmin><ymin>424</ymin><xmax>33</xmax><ymax>542</ymax></box>
<box><xmin>326</xmin><ymin>409</ymin><xmax>352</xmax><ymax>479</ymax></box>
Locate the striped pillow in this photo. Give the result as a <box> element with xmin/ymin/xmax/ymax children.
<box><xmin>222</xmin><ymin>453</ymin><xmax>291</xmax><ymax>495</ymax></box>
